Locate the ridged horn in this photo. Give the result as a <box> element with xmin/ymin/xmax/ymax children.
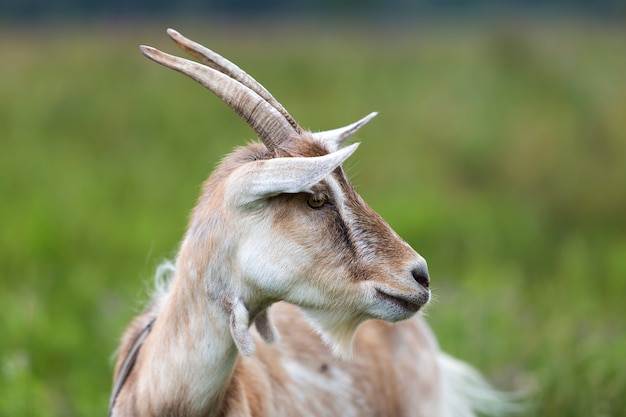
<box><xmin>166</xmin><ymin>28</ymin><xmax>301</xmax><ymax>134</ymax></box>
<box><xmin>139</xmin><ymin>45</ymin><xmax>297</xmax><ymax>153</ymax></box>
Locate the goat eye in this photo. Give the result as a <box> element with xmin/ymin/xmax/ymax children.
<box><xmin>307</xmin><ymin>193</ymin><xmax>327</xmax><ymax>209</ymax></box>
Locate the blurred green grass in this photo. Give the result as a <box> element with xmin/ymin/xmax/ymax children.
<box><xmin>1</xmin><ymin>21</ymin><xmax>625</xmax><ymax>416</ymax></box>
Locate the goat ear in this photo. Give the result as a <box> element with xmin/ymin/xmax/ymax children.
<box><xmin>226</xmin><ymin>142</ymin><xmax>359</xmax><ymax>206</ymax></box>
<box><xmin>312</xmin><ymin>112</ymin><xmax>377</xmax><ymax>151</ymax></box>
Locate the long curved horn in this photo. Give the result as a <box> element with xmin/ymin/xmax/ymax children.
<box><xmin>140</xmin><ymin>45</ymin><xmax>297</xmax><ymax>153</ymax></box>
<box><xmin>166</xmin><ymin>28</ymin><xmax>301</xmax><ymax>134</ymax></box>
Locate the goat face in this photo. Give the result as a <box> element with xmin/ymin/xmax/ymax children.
<box><xmin>228</xmin><ymin>135</ymin><xmax>430</xmax><ymax>354</ymax></box>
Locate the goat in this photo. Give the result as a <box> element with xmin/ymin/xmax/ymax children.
<box><xmin>109</xmin><ymin>28</ymin><xmax>509</xmax><ymax>417</ymax></box>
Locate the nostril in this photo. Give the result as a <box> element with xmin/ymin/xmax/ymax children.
<box><xmin>411</xmin><ymin>267</ymin><xmax>430</xmax><ymax>289</ymax></box>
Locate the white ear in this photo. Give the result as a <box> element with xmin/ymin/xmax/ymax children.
<box><xmin>226</xmin><ymin>142</ymin><xmax>359</xmax><ymax>206</ymax></box>
<box><xmin>312</xmin><ymin>112</ymin><xmax>377</xmax><ymax>151</ymax></box>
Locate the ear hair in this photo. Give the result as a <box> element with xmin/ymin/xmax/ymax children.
<box><xmin>229</xmin><ymin>298</ymin><xmax>256</xmax><ymax>356</ymax></box>
<box><xmin>253</xmin><ymin>308</ymin><xmax>278</xmax><ymax>344</ymax></box>
<box><xmin>226</xmin><ymin>143</ymin><xmax>359</xmax><ymax>207</ymax></box>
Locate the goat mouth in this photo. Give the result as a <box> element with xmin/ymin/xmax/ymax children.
<box><xmin>375</xmin><ymin>289</ymin><xmax>423</xmax><ymax>313</ymax></box>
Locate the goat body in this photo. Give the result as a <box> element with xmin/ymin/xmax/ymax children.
<box><xmin>110</xmin><ymin>29</ymin><xmax>507</xmax><ymax>417</ymax></box>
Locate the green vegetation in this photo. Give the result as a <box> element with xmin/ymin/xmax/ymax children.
<box><xmin>1</xmin><ymin>21</ymin><xmax>624</xmax><ymax>416</ymax></box>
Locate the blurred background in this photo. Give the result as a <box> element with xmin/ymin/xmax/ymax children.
<box><xmin>1</xmin><ymin>1</ymin><xmax>625</xmax><ymax>416</ymax></box>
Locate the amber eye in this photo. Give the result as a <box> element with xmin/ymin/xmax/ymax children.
<box><xmin>307</xmin><ymin>193</ymin><xmax>327</xmax><ymax>209</ymax></box>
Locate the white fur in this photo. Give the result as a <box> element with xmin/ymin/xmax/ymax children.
<box><xmin>438</xmin><ymin>352</ymin><xmax>520</xmax><ymax>417</ymax></box>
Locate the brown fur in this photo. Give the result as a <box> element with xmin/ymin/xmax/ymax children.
<box><xmin>113</xmin><ymin>305</ymin><xmax>441</xmax><ymax>417</ymax></box>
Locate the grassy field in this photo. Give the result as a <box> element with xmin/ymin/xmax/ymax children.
<box><xmin>1</xmin><ymin>20</ymin><xmax>625</xmax><ymax>416</ymax></box>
